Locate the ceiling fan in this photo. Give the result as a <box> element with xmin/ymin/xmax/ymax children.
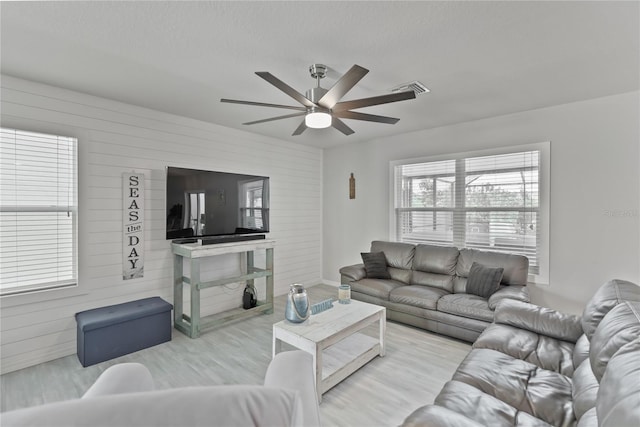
<box><xmin>220</xmin><ymin>64</ymin><xmax>416</xmax><ymax>136</ymax></box>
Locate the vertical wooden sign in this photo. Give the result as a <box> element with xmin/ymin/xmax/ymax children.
<box><xmin>123</xmin><ymin>173</ymin><xmax>144</xmax><ymax>280</ymax></box>
<box><xmin>349</xmin><ymin>173</ymin><xmax>356</xmax><ymax>199</ymax></box>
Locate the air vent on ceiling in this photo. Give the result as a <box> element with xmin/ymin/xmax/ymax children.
<box><xmin>391</xmin><ymin>81</ymin><xmax>430</xmax><ymax>95</ymax></box>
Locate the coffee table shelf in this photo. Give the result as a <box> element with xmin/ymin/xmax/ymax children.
<box><xmin>321</xmin><ymin>332</ymin><xmax>380</xmax><ymax>393</ymax></box>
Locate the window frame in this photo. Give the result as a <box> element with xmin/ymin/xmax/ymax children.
<box><xmin>389</xmin><ymin>142</ymin><xmax>550</xmax><ymax>285</ymax></box>
<box><xmin>0</xmin><ymin>127</ymin><xmax>79</xmax><ymax>298</ymax></box>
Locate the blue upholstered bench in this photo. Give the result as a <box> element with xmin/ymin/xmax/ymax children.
<box><xmin>75</xmin><ymin>297</ymin><xmax>173</xmax><ymax>367</ymax></box>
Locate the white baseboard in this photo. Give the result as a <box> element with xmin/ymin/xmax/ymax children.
<box><xmin>322</xmin><ymin>279</ymin><xmax>340</xmax><ymax>287</ymax></box>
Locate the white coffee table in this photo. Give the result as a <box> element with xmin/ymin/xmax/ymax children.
<box><xmin>272</xmin><ymin>299</ymin><xmax>386</xmax><ymax>402</ymax></box>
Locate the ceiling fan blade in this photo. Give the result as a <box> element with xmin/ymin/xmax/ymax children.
<box><xmin>317</xmin><ymin>64</ymin><xmax>369</xmax><ymax>109</ymax></box>
<box><xmin>333</xmin><ymin>90</ymin><xmax>416</xmax><ymax>112</ymax></box>
<box><xmin>331</xmin><ymin>117</ymin><xmax>355</xmax><ymax>136</ymax></box>
<box><xmin>333</xmin><ymin>110</ymin><xmax>400</xmax><ymax>124</ymax></box>
<box><xmin>292</xmin><ymin>120</ymin><xmax>307</xmax><ymax>136</ymax></box>
<box><xmin>221</xmin><ymin>98</ymin><xmax>306</xmax><ymax>111</ymax></box>
<box><xmin>243</xmin><ymin>112</ymin><xmax>306</xmax><ymax>125</ymax></box>
<box><xmin>255</xmin><ymin>72</ymin><xmax>316</xmax><ymax>108</ymax></box>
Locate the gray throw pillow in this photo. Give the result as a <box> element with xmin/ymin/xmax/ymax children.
<box><xmin>361</xmin><ymin>252</ymin><xmax>391</xmax><ymax>279</ymax></box>
<box><xmin>466</xmin><ymin>262</ymin><xmax>504</xmax><ymax>298</ymax></box>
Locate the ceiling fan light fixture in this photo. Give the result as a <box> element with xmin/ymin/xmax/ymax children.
<box><xmin>305</xmin><ymin>111</ymin><xmax>332</xmax><ymax>129</ymax></box>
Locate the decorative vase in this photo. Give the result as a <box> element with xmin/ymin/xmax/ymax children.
<box><xmin>285</xmin><ymin>284</ymin><xmax>310</xmax><ymax>323</ymax></box>
<box><xmin>338</xmin><ymin>284</ymin><xmax>351</xmax><ymax>304</ymax></box>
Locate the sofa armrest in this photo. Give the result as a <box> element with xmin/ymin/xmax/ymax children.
<box><xmin>402</xmin><ymin>405</ymin><xmax>485</xmax><ymax>427</ymax></box>
<box><xmin>82</xmin><ymin>363</ymin><xmax>154</xmax><ymax>398</ymax></box>
<box><xmin>264</xmin><ymin>351</ymin><xmax>320</xmax><ymax>427</ymax></box>
<box><xmin>494</xmin><ymin>299</ymin><xmax>583</xmax><ymax>343</ymax></box>
<box><xmin>488</xmin><ymin>285</ymin><xmax>530</xmax><ymax>310</ymax></box>
<box><xmin>339</xmin><ymin>263</ymin><xmax>366</xmax><ymax>282</ymax></box>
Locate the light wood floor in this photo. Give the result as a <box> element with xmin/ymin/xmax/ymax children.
<box><xmin>0</xmin><ymin>284</ymin><xmax>471</xmax><ymax>426</ymax></box>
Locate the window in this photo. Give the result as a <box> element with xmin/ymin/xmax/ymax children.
<box><xmin>0</xmin><ymin>128</ymin><xmax>78</xmax><ymax>296</ymax></box>
<box><xmin>392</xmin><ymin>143</ymin><xmax>549</xmax><ymax>283</ymax></box>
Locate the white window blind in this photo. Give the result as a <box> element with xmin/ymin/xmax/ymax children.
<box><xmin>0</xmin><ymin>128</ymin><xmax>78</xmax><ymax>296</ymax></box>
<box><xmin>394</xmin><ymin>149</ymin><xmax>541</xmax><ymax>274</ymax></box>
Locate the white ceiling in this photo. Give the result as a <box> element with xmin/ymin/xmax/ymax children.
<box><xmin>1</xmin><ymin>1</ymin><xmax>638</xmax><ymax>149</ymax></box>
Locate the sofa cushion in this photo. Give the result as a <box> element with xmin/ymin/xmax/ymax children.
<box><xmin>596</xmin><ymin>338</ymin><xmax>640</xmax><ymax>427</ymax></box>
<box><xmin>452</xmin><ymin>349</ymin><xmax>575</xmax><ymax>427</ymax></box>
<box><xmin>474</xmin><ymin>323</ymin><xmax>576</xmax><ymax>377</ymax></box>
<box><xmin>411</xmin><ymin>270</ymin><xmax>454</xmax><ymax>292</ymax></box>
<box><xmin>433</xmin><ymin>380</ymin><xmax>521</xmax><ymax>427</ymax></box>
<box><xmin>494</xmin><ymin>299</ymin><xmax>583</xmax><ymax>343</ymax></box>
<box><xmin>589</xmin><ymin>301</ymin><xmax>640</xmax><ymax>381</ymax></box>
<box><xmin>402</xmin><ymin>404</ymin><xmax>486</xmax><ymax>427</ymax></box>
<box><xmin>572</xmin><ymin>359</ymin><xmax>598</xmax><ymax>421</ymax></box>
<box><xmin>573</xmin><ymin>334</ymin><xmax>590</xmax><ymax>369</ymax></box>
<box><xmin>386</xmin><ymin>301</ymin><xmax>491</xmax><ymax>334</ymax></box>
<box><xmin>413</xmin><ymin>244</ymin><xmax>459</xmax><ymax>275</ymax></box>
<box><xmin>437</xmin><ymin>293</ymin><xmax>494</xmax><ymax>322</ymax></box>
<box><xmin>371</xmin><ymin>240</ymin><xmax>415</xmax><ymax>270</ymax></box>
<box><xmin>388</xmin><ymin>267</ymin><xmax>412</xmax><ymax>285</ymax></box>
<box><xmin>579</xmin><ymin>408</ymin><xmax>598</xmax><ymax>427</ymax></box>
<box><xmin>389</xmin><ymin>285</ymin><xmax>449</xmax><ymax>310</ymax></box>
<box><xmin>456</xmin><ymin>248</ymin><xmax>529</xmax><ymax>286</ymax></box>
<box><xmin>350</xmin><ymin>278</ymin><xmax>404</xmax><ymax>300</ymax></box>
<box><xmin>465</xmin><ymin>262</ymin><xmax>503</xmax><ymax>298</ymax></box>
<box><xmin>581</xmin><ymin>279</ymin><xmax>640</xmax><ymax>340</ymax></box>
<box><xmin>361</xmin><ymin>252</ymin><xmax>391</xmax><ymax>279</ymax></box>
<box><xmin>433</xmin><ymin>380</ymin><xmax>555</xmax><ymax>427</ymax></box>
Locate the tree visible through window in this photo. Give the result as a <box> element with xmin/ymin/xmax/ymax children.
<box><xmin>0</xmin><ymin>128</ymin><xmax>78</xmax><ymax>296</ymax></box>
<box><xmin>394</xmin><ymin>148</ymin><xmax>543</xmax><ymax>275</ymax></box>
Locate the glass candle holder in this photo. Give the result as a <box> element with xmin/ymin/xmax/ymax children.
<box><xmin>338</xmin><ymin>284</ymin><xmax>351</xmax><ymax>304</ymax></box>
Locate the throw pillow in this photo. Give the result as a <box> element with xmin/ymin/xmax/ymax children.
<box><xmin>466</xmin><ymin>262</ymin><xmax>504</xmax><ymax>298</ymax></box>
<box><xmin>361</xmin><ymin>252</ymin><xmax>391</xmax><ymax>279</ymax></box>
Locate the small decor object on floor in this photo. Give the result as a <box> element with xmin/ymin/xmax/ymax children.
<box><xmin>243</xmin><ymin>285</ymin><xmax>257</xmax><ymax>309</ymax></box>
<box><xmin>338</xmin><ymin>284</ymin><xmax>351</xmax><ymax>304</ymax></box>
<box><xmin>285</xmin><ymin>284</ymin><xmax>310</xmax><ymax>323</ymax></box>
<box><xmin>349</xmin><ymin>173</ymin><xmax>356</xmax><ymax>199</ymax></box>
<box><xmin>311</xmin><ymin>298</ymin><xmax>334</xmax><ymax>315</ymax></box>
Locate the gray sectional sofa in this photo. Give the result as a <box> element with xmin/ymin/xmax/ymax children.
<box><xmin>402</xmin><ymin>279</ymin><xmax>640</xmax><ymax>427</ymax></box>
<box><xmin>339</xmin><ymin>240</ymin><xmax>530</xmax><ymax>341</ymax></box>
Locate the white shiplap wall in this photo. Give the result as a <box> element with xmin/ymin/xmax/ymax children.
<box><xmin>0</xmin><ymin>75</ymin><xmax>323</xmax><ymax>374</ymax></box>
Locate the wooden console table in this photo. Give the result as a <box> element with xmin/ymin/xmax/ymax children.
<box><xmin>172</xmin><ymin>239</ymin><xmax>275</xmax><ymax>338</ymax></box>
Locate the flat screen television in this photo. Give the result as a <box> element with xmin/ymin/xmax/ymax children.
<box><xmin>166</xmin><ymin>167</ymin><xmax>269</xmax><ymax>240</ymax></box>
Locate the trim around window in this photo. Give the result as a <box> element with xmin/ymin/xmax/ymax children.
<box><xmin>389</xmin><ymin>142</ymin><xmax>550</xmax><ymax>285</ymax></box>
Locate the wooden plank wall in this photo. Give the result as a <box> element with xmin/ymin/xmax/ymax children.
<box><xmin>0</xmin><ymin>75</ymin><xmax>323</xmax><ymax>374</ymax></box>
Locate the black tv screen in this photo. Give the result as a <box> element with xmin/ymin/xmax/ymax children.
<box><xmin>166</xmin><ymin>167</ymin><xmax>270</xmax><ymax>240</ymax></box>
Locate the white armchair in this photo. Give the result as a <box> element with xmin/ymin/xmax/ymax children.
<box><xmin>2</xmin><ymin>350</ymin><xmax>321</xmax><ymax>427</ymax></box>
